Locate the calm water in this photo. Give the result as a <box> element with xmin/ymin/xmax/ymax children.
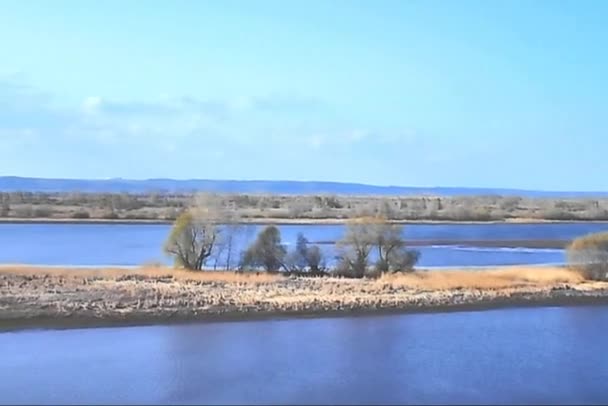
<box><xmin>1</xmin><ymin>222</ymin><xmax>608</xmax><ymax>267</ymax></box>
<box><xmin>1</xmin><ymin>305</ymin><xmax>607</xmax><ymax>405</ymax></box>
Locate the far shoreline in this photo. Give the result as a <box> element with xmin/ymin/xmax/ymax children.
<box><xmin>2</xmin><ymin>217</ymin><xmax>608</xmax><ymax>226</ymax></box>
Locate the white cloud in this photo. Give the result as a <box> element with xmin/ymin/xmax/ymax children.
<box><xmin>345</xmin><ymin>129</ymin><xmax>370</xmax><ymax>142</ymax></box>
<box><xmin>0</xmin><ymin>75</ymin><xmax>435</xmax><ymax>181</ymax></box>
<box><xmin>82</xmin><ymin>96</ymin><xmax>103</xmax><ymax>114</ymax></box>
<box><xmin>308</xmin><ymin>134</ymin><xmax>325</xmax><ymax>149</ymax></box>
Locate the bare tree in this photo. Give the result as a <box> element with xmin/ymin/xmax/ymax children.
<box><xmin>369</xmin><ymin>219</ymin><xmax>419</xmax><ymax>273</ymax></box>
<box><xmin>163</xmin><ymin>193</ymin><xmax>224</xmax><ymax>270</ymax></box>
<box><xmin>335</xmin><ymin>217</ymin><xmax>377</xmax><ymax>278</ymax></box>
<box><xmin>211</xmin><ymin>206</ymin><xmax>245</xmax><ymax>271</ymax></box>
<box><xmin>336</xmin><ymin>216</ymin><xmax>419</xmax><ymax>277</ymax></box>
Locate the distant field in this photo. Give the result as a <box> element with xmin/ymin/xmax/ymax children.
<box><xmin>2</xmin><ymin>191</ymin><xmax>608</xmax><ymax>223</ymax></box>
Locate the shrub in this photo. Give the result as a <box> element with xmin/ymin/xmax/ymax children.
<box><xmin>544</xmin><ymin>209</ymin><xmax>580</xmax><ymax>221</ymax></box>
<box><xmin>285</xmin><ymin>233</ymin><xmax>327</xmax><ymax>275</ymax></box>
<box><xmin>382</xmin><ymin>249</ymin><xmax>420</xmax><ymax>274</ymax></box>
<box><xmin>124</xmin><ymin>212</ymin><xmax>159</xmax><ymax>220</ymax></box>
<box><xmin>33</xmin><ymin>207</ymin><xmax>53</xmax><ymax>218</ymax></box>
<box><xmin>101</xmin><ymin>211</ymin><xmax>119</xmax><ymax>220</ymax></box>
<box><xmin>71</xmin><ymin>210</ymin><xmax>91</xmax><ymax>219</ymax></box>
<box><xmin>240</xmin><ymin>226</ymin><xmax>287</xmax><ymax>272</ymax></box>
<box><xmin>567</xmin><ymin>232</ymin><xmax>608</xmax><ymax>281</ymax></box>
<box><xmin>15</xmin><ymin>206</ymin><xmax>34</xmax><ymax>218</ymax></box>
<box><xmin>0</xmin><ymin>201</ymin><xmax>9</xmax><ymax>217</ymax></box>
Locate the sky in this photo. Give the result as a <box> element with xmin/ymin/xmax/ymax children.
<box><xmin>0</xmin><ymin>0</ymin><xmax>607</xmax><ymax>191</ymax></box>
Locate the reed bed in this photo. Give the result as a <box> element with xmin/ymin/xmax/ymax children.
<box><xmin>0</xmin><ymin>265</ymin><xmax>607</xmax><ymax>330</ymax></box>
<box><xmin>0</xmin><ymin>265</ymin><xmax>282</xmax><ymax>283</ymax></box>
<box><xmin>377</xmin><ymin>266</ymin><xmax>585</xmax><ymax>290</ymax></box>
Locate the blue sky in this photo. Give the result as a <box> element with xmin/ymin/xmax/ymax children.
<box><xmin>1</xmin><ymin>0</ymin><xmax>606</xmax><ymax>190</ymax></box>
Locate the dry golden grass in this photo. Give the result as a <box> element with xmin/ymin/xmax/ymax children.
<box><xmin>0</xmin><ymin>264</ymin><xmax>590</xmax><ymax>295</ymax></box>
<box><xmin>377</xmin><ymin>266</ymin><xmax>584</xmax><ymax>290</ymax></box>
<box><xmin>0</xmin><ymin>265</ymin><xmax>283</xmax><ymax>284</ymax></box>
<box><xmin>0</xmin><ymin>265</ymin><xmax>586</xmax><ymax>289</ymax></box>
<box><xmin>1</xmin><ymin>264</ymin><xmax>607</xmax><ymax>330</ymax></box>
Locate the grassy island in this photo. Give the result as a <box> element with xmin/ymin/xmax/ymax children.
<box><xmin>1</xmin><ymin>265</ymin><xmax>607</xmax><ymax>332</ymax></box>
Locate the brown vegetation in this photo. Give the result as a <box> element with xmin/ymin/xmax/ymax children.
<box><xmin>2</xmin><ymin>192</ymin><xmax>608</xmax><ymax>223</ymax></box>
<box><xmin>335</xmin><ymin>217</ymin><xmax>419</xmax><ymax>278</ymax></box>
<box><xmin>1</xmin><ymin>265</ymin><xmax>607</xmax><ymax>331</ymax></box>
<box><xmin>377</xmin><ymin>267</ymin><xmax>585</xmax><ymax>290</ymax></box>
<box><xmin>567</xmin><ymin>232</ymin><xmax>608</xmax><ymax>281</ymax></box>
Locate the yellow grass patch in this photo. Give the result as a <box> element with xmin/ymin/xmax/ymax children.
<box><xmin>0</xmin><ymin>265</ymin><xmax>283</xmax><ymax>284</ymax></box>
<box><xmin>0</xmin><ymin>265</ymin><xmax>588</xmax><ymax>291</ymax></box>
<box><xmin>377</xmin><ymin>266</ymin><xmax>584</xmax><ymax>290</ymax></box>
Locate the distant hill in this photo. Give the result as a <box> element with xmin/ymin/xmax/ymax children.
<box><xmin>0</xmin><ymin>176</ymin><xmax>606</xmax><ymax>198</ymax></box>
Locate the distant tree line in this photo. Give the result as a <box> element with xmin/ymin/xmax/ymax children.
<box><xmin>2</xmin><ymin>191</ymin><xmax>608</xmax><ymax>222</ymax></box>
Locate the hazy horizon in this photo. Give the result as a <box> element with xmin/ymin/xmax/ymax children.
<box><xmin>3</xmin><ymin>175</ymin><xmax>608</xmax><ymax>195</ymax></box>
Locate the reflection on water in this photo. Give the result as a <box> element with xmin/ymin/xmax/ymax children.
<box><xmin>1</xmin><ymin>305</ymin><xmax>607</xmax><ymax>405</ymax></box>
<box><xmin>3</xmin><ymin>222</ymin><xmax>608</xmax><ymax>267</ymax></box>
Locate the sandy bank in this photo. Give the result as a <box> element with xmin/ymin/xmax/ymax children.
<box><xmin>1</xmin><ymin>265</ymin><xmax>607</xmax><ymax>332</ymax></box>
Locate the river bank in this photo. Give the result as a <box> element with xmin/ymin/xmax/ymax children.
<box><xmin>2</xmin><ymin>217</ymin><xmax>608</xmax><ymax>226</ymax></box>
<box><xmin>1</xmin><ymin>265</ymin><xmax>607</xmax><ymax>332</ymax></box>
<box><xmin>4</xmin><ymin>190</ymin><xmax>608</xmax><ymax>225</ymax></box>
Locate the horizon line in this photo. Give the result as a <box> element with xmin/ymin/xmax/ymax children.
<box><xmin>1</xmin><ymin>175</ymin><xmax>606</xmax><ymax>195</ymax></box>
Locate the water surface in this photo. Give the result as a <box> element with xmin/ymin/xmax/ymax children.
<box><xmin>1</xmin><ymin>305</ymin><xmax>607</xmax><ymax>405</ymax></box>
<box><xmin>0</xmin><ymin>222</ymin><xmax>607</xmax><ymax>267</ymax></box>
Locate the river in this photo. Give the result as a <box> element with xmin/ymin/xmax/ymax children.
<box><xmin>1</xmin><ymin>223</ymin><xmax>607</xmax><ymax>404</ymax></box>
<box><xmin>1</xmin><ymin>305</ymin><xmax>607</xmax><ymax>405</ymax></box>
<box><xmin>1</xmin><ymin>222</ymin><xmax>607</xmax><ymax>267</ymax></box>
